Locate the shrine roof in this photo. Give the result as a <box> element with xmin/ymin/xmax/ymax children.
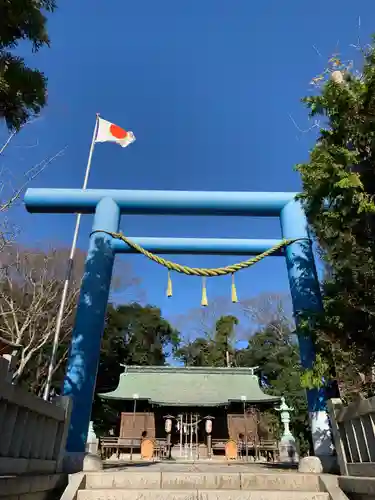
<box><xmin>99</xmin><ymin>366</ymin><xmax>280</xmax><ymax>406</ymax></box>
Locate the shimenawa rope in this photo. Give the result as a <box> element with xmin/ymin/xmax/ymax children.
<box><xmin>90</xmin><ymin>230</ymin><xmax>306</xmax><ymax>306</ymax></box>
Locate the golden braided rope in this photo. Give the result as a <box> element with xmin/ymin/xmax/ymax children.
<box><xmin>92</xmin><ymin>230</ymin><xmax>302</xmax><ymax>277</ymax></box>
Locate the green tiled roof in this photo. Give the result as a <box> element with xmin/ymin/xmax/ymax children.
<box><xmin>99</xmin><ymin>366</ymin><xmax>280</xmax><ymax>406</ymax></box>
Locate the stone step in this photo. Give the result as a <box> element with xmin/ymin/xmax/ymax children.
<box><xmin>78</xmin><ymin>489</ymin><xmax>330</xmax><ymax>500</ymax></box>
<box><xmin>85</xmin><ymin>472</ymin><xmax>320</xmax><ymax>492</ymax></box>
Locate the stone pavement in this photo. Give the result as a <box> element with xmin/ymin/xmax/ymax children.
<box><xmin>104</xmin><ymin>460</ymin><xmax>298</xmax><ymax>473</ymax></box>
<box><xmin>73</xmin><ymin>461</ymin><xmax>334</xmax><ymax>500</ymax></box>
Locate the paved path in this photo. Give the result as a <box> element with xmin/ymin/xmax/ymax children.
<box><xmin>104</xmin><ymin>461</ymin><xmax>298</xmax><ymax>473</ymax></box>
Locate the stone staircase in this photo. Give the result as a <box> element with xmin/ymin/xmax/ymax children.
<box><xmin>76</xmin><ymin>470</ymin><xmax>332</xmax><ymax>500</ymax></box>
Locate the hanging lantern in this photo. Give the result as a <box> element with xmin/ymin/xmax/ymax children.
<box><xmin>205</xmin><ymin>419</ymin><xmax>212</xmax><ymax>434</ymax></box>
<box><xmin>165</xmin><ymin>418</ymin><xmax>172</xmax><ymax>433</ymax></box>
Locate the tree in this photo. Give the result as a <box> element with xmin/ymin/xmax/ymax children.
<box><xmin>210</xmin><ymin>315</ymin><xmax>238</xmax><ymax>367</ymax></box>
<box><xmin>296</xmin><ymin>40</ymin><xmax>375</xmax><ymax>399</ymax></box>
<box><xmin>175</xmin><ymin>298</ymin><xmax>312</xmax><ymax>455</ymax></box>
<box><xmin>0</xmin><ymin>244</ymin><xmax>142</xmax><ymax>395</ymax></box>
<box><xmin>92</xmin><ymin>302</ymin><xmax>180</xmax><ymax>435</ymax></box>
<box><xmin>176</xmin><ymin>314</ymin><xmax>239</xmax><ymax>367</ymax></box>
<box><xmin>236</xmin><ymin>323</ymin><xmax>311</xmax><ymax>455</ymax></box>
<box><xmin>103</xmin><ymin>303</ymin><xmax>180</xmax><ymax>368</ymax></box>
<box><xmin>0</xmin><ymin>245</ymin><xmax>80</xmax><ymax>387</ymax></box>
<box><xmin>240</xmin><ymin>292</ymin><xmax>294</xmax><ymax>338</ymax></box>
<box><xmin>175</xmin><ymin>337</ymin><xmax>211</xmax><ymax>367</ymax></box>
<box><xmin>175</xmin><ymin>293</ymin><xmax>293</xmax><ymax>368</ymax></box>
<box><xmin>173</xmin><ymin>297</ymin><xmax>237</xmax><ymax>342</ymax></box>
<box><xmin>0</xmin><ymin>1</ymin><xmax>56</xmax><ymax>130</ymax></box>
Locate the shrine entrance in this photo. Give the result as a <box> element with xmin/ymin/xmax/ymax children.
<box><xmin>174</xmin><ymin>413</ymin><xmax>202</xmax><ymax>460</ymax></box>
<box><xmin>25</xmin><ymin>187</ymin><xmax>336</xmax><ymax>463</ymax></box>
<box><xmin>103</xmin><ymin>366</ymin><xmax>279</xmax><ymax>462</ymax></box>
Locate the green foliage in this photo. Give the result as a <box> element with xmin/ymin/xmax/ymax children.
<box><xmin>296</xmin><ymin>38</ymin><xmax>375</xmax><ymax>396</ymax></box>
<box><xmin>176</xmin><ymin>316</ymin><xmax>312</xmax><ymax>456</ymax></box>
<box><xmin>300</xmin><ymin>354</ymin><xmax>330</xmax><ymax>390</ymax></box>
<box><xmin>175</xmin><ymin>315</ymin><xmax>238</xmax><ymax>367</ymax></box>
<box><xmin>105</xmin><ymin>302</ymin><xmax>180</xmax><ymax>366</ymax></box>
<box><xmin>0</xmin><ymin>0</ymin><xmax>56</xmax><ymax>129</ymax></box>
<box><xmin>175</xmin><ymin>337</ymin><xmax>211</xmax><ymax>366</ymax></box>
<box><xmin>236</xmin><ymin>323</ymin><xmax>312</xmax><ymax>456</ymax></box>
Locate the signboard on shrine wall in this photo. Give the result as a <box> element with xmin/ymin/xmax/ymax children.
<box><xmin>120</xmin><ymin>412</ymin><xmax>156</xmax><ymax>439</ymax></box>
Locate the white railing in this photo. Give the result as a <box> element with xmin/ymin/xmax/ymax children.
<box><xmin>328</xmin><ymin>397</ymin><xmax>375</xmax><ymax>477</ymax></box>
<box><xmin>0</xmin><ymin>356</ymin><xmax>71</xmax><ymax>475</ymax></box>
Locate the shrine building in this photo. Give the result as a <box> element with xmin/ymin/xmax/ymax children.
<box><xmin>99</xmin><ymin>366</ymin><xmax>281</xmax><ymax>460</ymax></box>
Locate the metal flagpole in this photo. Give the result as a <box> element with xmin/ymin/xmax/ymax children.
<box><xmin>43</xmin><ymin>114</ymin><xmax>100</xmax><ymax>401</ymax></box>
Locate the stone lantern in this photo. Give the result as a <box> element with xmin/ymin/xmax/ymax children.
<box><xmin>86</xmin><ymin>420</ymin><xmax>99</xmax><ymax>455</ymax></box>
<box><xmin>275</xmin><ymin>397</ymin><xmax>299</xmax><ymax>463</ymax></box>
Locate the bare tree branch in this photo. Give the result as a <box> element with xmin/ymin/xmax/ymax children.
<box><xmin>0</xmin><ymin>243</ymin><xmax>144</xmax><ymax>390</ymax></box>
<box><xmin>288</xmin><ymin>114</ymin><xmax>320</xmax><ymax>135</ymax></box>
<box><xmin>0</xmin><ymin>120</ymin><xmax>67</xmax><ymax>252</ymax></box>
<box><xmin>0</xmin><ymin>245</ymin><xmax>79</xmax><ymax>382</ymax></box>
<box><xmin>0</xmin><ymin>146</ymin><xmax>66</xmax><ymax>213</ymax></box>
<box><xmin>0</xmin><ymin>118</ymin><xmax>40</xmax><ymax>156</ymax></box>
<box><xmin>239</xmin><ymin>292</ymin><xmax>294</xmax><ymax>339</ymax></box>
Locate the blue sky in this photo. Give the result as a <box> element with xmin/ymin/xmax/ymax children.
<box><xmin>1</xmin><ymin>0</ymin><xmax>374</xmax><ymax>339</ymax></box>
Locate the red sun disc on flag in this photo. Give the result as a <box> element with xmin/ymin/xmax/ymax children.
<box><xmin>110</xmin><ymin>123</ymin><xmax>128</xmax><ymax>139</ymax></box>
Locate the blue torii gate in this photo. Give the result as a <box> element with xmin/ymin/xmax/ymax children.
<box><xmin>24</xmin><ymin>188</ymin><xmax>334</xmax><ymax>464</ymax></box>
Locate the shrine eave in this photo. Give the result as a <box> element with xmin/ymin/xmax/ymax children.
<box><xmin>98</xmin><ymin>366</ymin><xmax>281</xmax><ymax>407</ymax></box>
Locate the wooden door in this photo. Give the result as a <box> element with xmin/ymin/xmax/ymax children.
<box><xmin>120</xmin><ymin>412</ymin><xmax>155</xmax><ymax>438</ymax></box>
<box><xmin>227</xmin><ymin>413</ymin><xmax>257</xmax><ymax>440</ymax></box>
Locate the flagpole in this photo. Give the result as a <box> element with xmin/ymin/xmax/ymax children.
<box><xmin>43</xmin><ymin>114</ymin><xmax>100</xmax><ymax>401</ymax></box>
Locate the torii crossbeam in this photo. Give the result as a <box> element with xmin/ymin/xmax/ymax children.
<box><xmin>25</xmin><ymin>187</ymin><xmax>335</xmax><ymax>467</ymax></box>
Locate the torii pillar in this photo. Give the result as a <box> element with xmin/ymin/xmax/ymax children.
<box><xmin>24</xmin><ymin>188</ymin><xmax>337</xmax><ymax>471</ymax></box>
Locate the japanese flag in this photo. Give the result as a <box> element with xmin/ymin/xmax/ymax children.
<box><xmin>95</xmin><ymin>117</ymin><xmax>136</xmax><ymax>148</ymax></box>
